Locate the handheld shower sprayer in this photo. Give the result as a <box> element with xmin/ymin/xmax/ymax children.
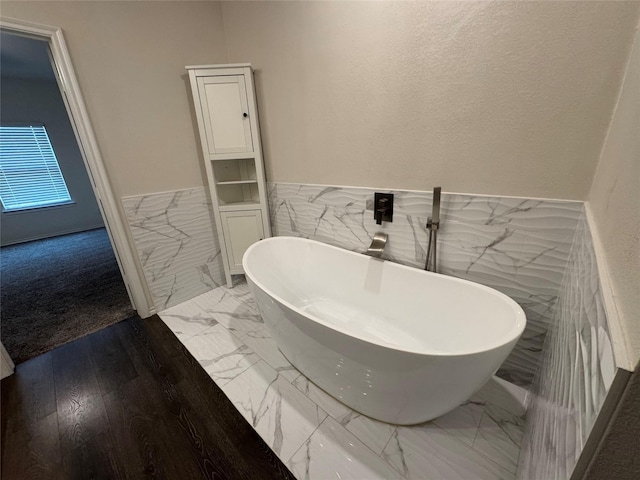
<box><xmin>425</xmin><ymin>187</ymin><xmax>441</xmax><ymax>273</ymax></box>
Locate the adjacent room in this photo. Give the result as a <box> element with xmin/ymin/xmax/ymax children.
<box><xmin>0</xmin><ymin>32</ymin><xmax>134</xmax><ymax>363</ymax></box>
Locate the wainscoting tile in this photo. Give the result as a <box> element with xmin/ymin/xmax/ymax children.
<box><xmin>122</xmin><ymin>188</ymin><xmax>224</xmax><ymax>311</ymax></box>
<box><xmin>132</xmin><ymin>182</ymin><xmax>584</xmax><ymax>392</ymax></box>
<box><xmin>518</xmin><ymin>211</ymin><xmax>617</xmax><ymax>479</ymax></box>
<box><xmin>221</xmin><ymin>360</ymin><xmax>327</xmax><ymax>463</ymax></box>
<box><xmin>287</xmin><ymin>417</ymin><xmax>404</xmax><ymax>480</ymax></box>
<box><xmin>268</xmin><ymin>182</ymin><xmax>583</xmax><ymax>388</ymax></box>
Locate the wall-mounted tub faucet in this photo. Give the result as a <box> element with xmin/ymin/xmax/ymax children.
<box><xmin>365</xmin><ymin>232</ymin><xmax>388</xmax><ymax>258</ymax></box>
<box><xmin>425</xmin><ymin>187</ymin><xmax>441</xmax><ymax>273</ymax></box>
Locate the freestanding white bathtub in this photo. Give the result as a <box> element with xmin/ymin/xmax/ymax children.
<box><xmin>242</xmin><ymin>236</ymin><xmax>526</xmax><ymax>425</ymax></box>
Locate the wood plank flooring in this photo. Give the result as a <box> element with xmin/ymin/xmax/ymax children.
<box><xmin>1</xmin><ymin>315</ymin><xmax>296</xmax><ymax>480</ymax></box>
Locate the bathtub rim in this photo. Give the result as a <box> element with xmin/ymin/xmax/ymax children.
<box><xmin>243</xmin><ymin>236</ymin><xmax>526</xmax><ymax>357</ymax></box>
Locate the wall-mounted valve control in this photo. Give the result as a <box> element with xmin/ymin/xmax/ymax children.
<box><xmin>374</xmin><ymin>192</ymin><xmax>394</xmax><ymax>225</ymax></box>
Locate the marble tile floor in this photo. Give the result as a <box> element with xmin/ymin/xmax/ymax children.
<box><xmin>159</xmin><ymin>281</ymin><xmax>528</xmax><ymax>480</ymax></box>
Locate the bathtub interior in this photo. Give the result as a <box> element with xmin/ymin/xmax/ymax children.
<box><xmin>244</xmin><ymin>237</ymin><xmax>526</xmax><ymax>355</ymax></box>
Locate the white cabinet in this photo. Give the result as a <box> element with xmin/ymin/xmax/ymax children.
<box><xmin>197</xmin><ymin>75</ymin><xmax>253</xmax><ymax>155</ymax></box>
<box><xmin>220</xmin><ymin>210</ymin><xmax>265</xmax><ymax>272</ymax></box>
<box><xmin>187</xmin><ymin>64</ymin><xmax>271</xmax><ymax>287</ymax></box>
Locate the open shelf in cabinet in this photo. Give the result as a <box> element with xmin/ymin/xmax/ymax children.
<box><xmin>216</xmin><ymin>182</ymin><xmax>260</xmax><ymax>206</ymax></box>
<box><xmin>212</xmin><ymin>158</ymin><xmax>257</xmax><ymax>183</ymax></box>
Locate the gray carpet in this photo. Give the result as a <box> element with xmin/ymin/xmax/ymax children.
<box><xmin>1</xmin><ymin>228</ymin><xmax>136</xmax><ymax>364</ymax></box>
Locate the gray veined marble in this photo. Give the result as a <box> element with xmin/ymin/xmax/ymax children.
<box><xmin>122</xmin><ymin>182</ymin><xmax>590</xmax><ymax>392</ymax></box>
<box><xmin>268</xmin><ymin>182</ymin><xmax>583</xmax><ymax>388</ymax></box>
<box><xmin>292</xmin><ymin>375</ymin><xmax>397</xmax><ymax>456</ymax></box>
<box><xmin>382</xmin><ymin>422</ymin><xmax>515</xmax><ymax>480</ymax></box>
<box><xmin>122</xmin><ymin>187</ymin><xmax>225</xmax><ymax>311</ymax></box>
<box><xmin>222</xmin><ymin>360</ymin><xmax>327</xmax><ymax>462</ymax></box>
<box><xmin>518</xmin><ymin>210</ymin><xmax>617</xmax><ymax>479</ymax></box>
<box><xmin>122</xmin><ymin>182</ymin><xmax>582</xmax><ymax>388</ymax></box>
<box><xmin>133</xmin><ymin>180</ymin><xmax>617</xmax><ymax>479</ymax></box>
<box><xmin>159</xmin><ymin>281</ymin><xmax>267</xmax><ymax>342</ymax></box>
<box><xmin>159</xmin><ymin>281</ymin><xmax>528</xmax><ymax>480</ymax></box>
<box><xmin>182</xmin><ymin>325</ymin><xmax>260</xmax><ymax>386</ymax></box>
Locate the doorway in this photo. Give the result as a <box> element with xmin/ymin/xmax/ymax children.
<box><xmin>0</xmin><ymin>32</ymin><xmax>135</xmax><ymax>363</ymax></box>
<box><xmin>0</xmin><ymin>20</ymin><xmax>150</xmax><ymax>366</ymax></box>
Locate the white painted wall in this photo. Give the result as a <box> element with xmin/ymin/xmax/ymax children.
<box><xmin>589</xmin><ymin>24</ymin><xmax>640</xmax><ymax>366</ymax></box>
<box><xmin>2</xmin><ymin>1</ymin><xmax>635</xmax><ymax>202</ymax></box>
<box><xmin>221</xmin><ymin>1</ymin><xmax>640</xmax><ymax>199</ymax></box>
<box><xmin>0</xmin><ymin>76</ymin><xmax>104</xmax><ymax>246</ymax></box>
<box><xmin>1</xmin><ymin>1</ymin><xmax>228</xmax><ymax>198</ymax></box>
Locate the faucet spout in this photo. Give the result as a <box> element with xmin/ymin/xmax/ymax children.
<box><xmin>365</xmin><ymin>232</ymin><xmax>388</xmax><ymax>258</ymax></box>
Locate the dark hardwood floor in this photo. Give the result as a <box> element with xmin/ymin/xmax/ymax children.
<box><xmin>1</xmin><ymin>315</ymin><xmax>296</xmax><ymax>480</ymax></box>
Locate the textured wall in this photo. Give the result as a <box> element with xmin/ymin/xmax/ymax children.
<box><xmin>222</xmin><ymin>1</ymin><xmax>639</xmax><ymax>199</ymax></box>
<box><xmin>588</xmin><ymin>25</ymin><xmax>640</xmax><ymax>367</ymax></box>
<box><xmin>1</xmin><ymin>1</ymin><xmax>228</xmax><ymax>198</ymax></box>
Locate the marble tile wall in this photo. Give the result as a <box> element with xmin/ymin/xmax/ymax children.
<box><xmin>517</xmin><ymin>210</ymin><xmax>617</xmax><ymax>479</ymax></box>
<box><xmin>159</xmin><ymin>282</ymin><xmax>528</xmax><ymax>480</ymax></box>
<box><xmin>122</xmin><ymin>188</ymin><xmax>225</xmax><ymax>311</ymax></box>
<box><xmin>268</xmin><ymin>182</ymin><xmax>583</xmax><ymax>387</ymax></box>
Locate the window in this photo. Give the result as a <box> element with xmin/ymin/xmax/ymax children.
<box><xmin>0</xmin><ymin>125</ymin><xmax>72</xmax><ymax>211</ymax></box>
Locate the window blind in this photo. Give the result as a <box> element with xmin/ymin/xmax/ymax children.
<box><xmin>0</xmin><ymin>125</ymin><xmax>72</xmax><ymax>211</ymax></box>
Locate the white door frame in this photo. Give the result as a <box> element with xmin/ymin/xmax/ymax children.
<box><xmin>0</xmin><ymin>17</ymin><xmax>152</xmax><ymax>318</ymax></box>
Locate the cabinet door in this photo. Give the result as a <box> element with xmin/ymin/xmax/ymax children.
<box><xmin>197</xmin><ymin>76</ymin><xmax>253</xmax><ymax>155</ymax></box>
<box><xmin>220</xmin><ymin>210</ymin><xmax>265</xmax><ymax>272</ymax></box>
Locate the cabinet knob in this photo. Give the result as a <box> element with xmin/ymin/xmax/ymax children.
<box><xmin>243</xmin><ymin>113</ymin><xmax>248</xmax><ymax>118</ymax></box>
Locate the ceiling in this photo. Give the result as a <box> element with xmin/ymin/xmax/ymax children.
<box><xmin>1</xmin><ymin>31</ymin><xmax>57</xmax><ymax>81</ymax></box>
